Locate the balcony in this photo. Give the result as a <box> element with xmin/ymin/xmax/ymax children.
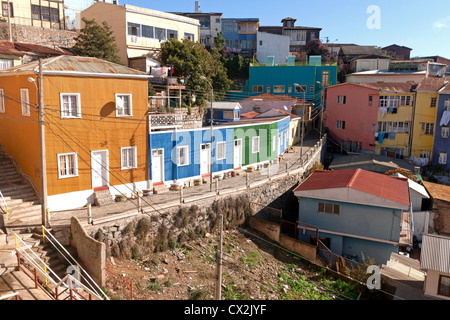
<box><xmin>149</xmin><ymin>112</ymin><xmax>183</xmax><ymax>130</ymax></box>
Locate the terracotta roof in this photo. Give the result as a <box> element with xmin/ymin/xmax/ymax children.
<box><xmin>241</xmin><ymin>111</ymin><xmax>260</xmax><ymax>119</ymax></box>
<box><xmin>360</xmin><ymin>82</ymin><xmax>416</xmax><ymax>93</ymax></box>
<box><xmin>422</xmin><ymin>181</ymin><xmax>450</xmax><ymax>202</ymax></box>
<box><xmin>293</xmin><ymin>168</ymin><xmax>410</xmax><ymax>207</ymax></box>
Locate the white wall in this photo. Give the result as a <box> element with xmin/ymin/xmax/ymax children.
<box><xmin>256</xmin><ymin>32</ymin><xmax>290</xmax><ymax>66</ymax></box>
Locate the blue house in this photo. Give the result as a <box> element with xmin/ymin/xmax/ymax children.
<box><xmin>247</xmin><ymin>56</ymin><xmax>337</xmax><ymax>107</ymax></box>
<box><xmin>222</xmin><ymin>18</ymin><xmax>259</xmax><ymax>57</ymax></box>
<box><xmin>293</xmin><ymin>169</ymin><xmax>411</xmax><ymax>265</ymax></box>
<box><xmin>206</xmin><ymin>102</ymin><xmax>242</xmax><ymax>124</ymax></box>
<box><xmin>433</xmin><ymin>83</ymin><xmax>450</xmax><ymax>170</ymax></box>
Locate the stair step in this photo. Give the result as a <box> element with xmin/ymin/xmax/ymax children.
<box><xmin>0</xmin><ymin>184</ymin><xmax>30</xmax><ymax>194</ymax></box>
<box><xmin>4</xmin><ymin>195</ymin><xmax>38</xmax><ymax>206</ymax></box>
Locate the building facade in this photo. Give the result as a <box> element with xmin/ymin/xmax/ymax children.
<box><xmin>0</xmin><ymin>55</ymin><xmax>151</xmax><ymax>211</ymax></box>
<box><xmin>433</xmin><ymin>82</ymin><xmax>450</xmax><ymax>170</ymax></box>
<box><xmin>221</xmin><ymin>18</ymin><xmax>259</xmax><ymax>57</ymax></box>
<box><xmin>81</xmin><ymin>2</ymin><xmax>200</xmax><ymax>66</ymax></box>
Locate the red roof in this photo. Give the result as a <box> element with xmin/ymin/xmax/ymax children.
<box><xmin>294</xmin><ymin>169</ymin><xmax>410</xmax><ymax>207</ymax></box>
<box><xmin>241</xmin><ymin>93</ymin><xmax>309</xmax><ymax>104</ymax></box>
<box><xmin>0</xmin><ymin>40</ymin><xmax>24</xmax><ymax>56</ymax></box>
<box><xmin>241</xmin><ymin>111</ymin><xmax>260</xmax><ymax>119</ymax></box>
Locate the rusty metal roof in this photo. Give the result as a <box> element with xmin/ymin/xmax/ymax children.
<box><xmin>420</xmin><ymin>233</ymin><xmax>450</xmax><ymax>273</ymax></box>
<box><xmin>0</xmin><ymin>40</ymin><xmax>24</xmax><ymax>56</ymax></box>
<box><xmin>294</xmin><ymin>168</ymin><xmax>411</xmax><ymax>207</ymax></box>
<box><xmin>360</xmin><ymin>82</ymin><xmax>416</xmax><ymax>93</ymax></box>
<box><xmin>422</xmin><ymin>181</ymin><xmax>450</xmax><ymax>202</ymax></box>
<box><xmin>0</xmin><ymin>55</ymin><xmax>148</xmax><ymax>77</ymax></box>
<box><xmin>416</xmin><ymin>77</ymin><xmax>449</xmax><ymax>91</ymax></box>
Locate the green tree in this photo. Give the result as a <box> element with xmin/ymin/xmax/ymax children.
<box><xmin>305</xmin><ymin>39</ymin><xmax>331</xmax><ymax>62</ymax></box>
<box><xmin>72</xmin><ymin>17</ymin><xmax>122</xmax><ymax>64</ymax></box>
<box><xmin>160</xmin><ymin>38</ymin><xmax>231</xmax><ymax>106</ymax></box>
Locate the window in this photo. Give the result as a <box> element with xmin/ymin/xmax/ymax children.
<box><xmin>259</xmin><ymin>40</ymin><xmax>263</xmax><ymax>46</ymax></box>
<box><xmin>41</xmin><ymin>6</ymin><xmax>50</xmax><ymax>21</ymax></box>
<box><xmin>252</xmin><ymin>136</ymin><xmax>260</xmax><ymax>153</ymax></box>
<box><xmin>60</xmin><ymin>93</ymin><xmax>81</xmax><ymax>118</ymax></box>
<box><xmin>420</xmin><ymin>150</ymin><xmax>431</xmax><ymax>159</ymax></box>
<box><xmin>445</xmin><ymin>99</ymin><xmax>450</xmax><ymax>111</ymax></box>
<box><xmin>272</xmin><ymin>136</ymin><xmax>276</xmax><ymax>152</ymax></box>
<box><xmin>20</xmin><ymin>88</ymin><xmax>30</xmax><ymax>116</ymax></box>
<box><xmin>318</xmin><ymin>202</ymin><xmax>340</xmax><ymax>215</ymax></box>
<box><xmin>400</xmin><ymin>95</ymin><xmax>412</xmax><ymax>106</ymax></box>
<box><xmin>439</xmin><ymin>152</ymin><xmax>448</xmax><ymax>165</ymax></box>
<box><xmin>336</xmin><ymin>120</ymin><xmax>345</xmax><ymax>129</ymax></box>
<box><xmin>167</xmin><ymin>29</ymin><xmax>178</xmax><ymax>39</ymax></box>
<box><xmin>155</xmin><ymin>27</ymin><xmax>166</xmax><ymax>40</ymax></box>
<box><xmin>368</xmin><ymin>95</ymin><xmax>373</xmax><ymax>106</ymax></box>
<box><xmin>216</xmin><ymin>142</ymin><xmax>226</xmax><ymax>160</ymax></box>
<box><xmin>422</xmin><ymin>123</ymin><xmax>434</xmax><ymax>135</ymax></box>
<box><xmin>128</xmin><ymin>22</ymin><xmax>141</xmax><ymax>36</ymax></box>
<box><xmin>322</xmin><ymin>71</ymin><xmax>329</xmax><ymax>86</ymax></box>
<box><xmin>438</xmin><ymin>275</ymin><xmax>450</xmax><ymax>297</ymax></box>
<box><xmin>2</xmin><ymin>2</ymin><xmax>13</xmax><ymax>17</ymax></box>
<box><xmin>295</xmin><ymin>85</ymin><xmax>306</xmax><ymax>93</ymax></box>
<box><xmin>266</xmin><ymin>85</ymin><xmax>271</xmax><ymax>93</ymax></box>
<box><xmin>177</xmin><ymin>146</ymin><xmax>189</xmax><ymax>166</ymax></box>
<box><xmin>0</xmin><ymin>89</ymin><xmax>4</xmax><ymax>113</ymax></box>
<box><xmin>252</xmin><ymin>85</ymin><xmax>263</xmax><ymax>93</ymax></box>
<box><xmin>142</xmin><ymin>25</ymin><xmax>154</xmax><ymax>38</ymax></box>
<box><xmin>377</xmin><ymin>121</ymin><xmax>410</xmax><ymax>133</ymax></box>
<box><xmin>337</xmin><ymin>96</ymin><xmax>346</xmax><ymax>104</ymax></box>
<box><xmin>31</xmin><ymin>5</ymin><xmax>40</xmax><ymax>20</ymax></box>
<box><xmin>50</xmin><ymin>7</ymin><xmax>59</xmax><ymax>22</ymax></box>
<box><xmin>184</xmin><ymin>32</ymin><xmax>194</xmax><ymax>41</ymax></box>
<box><xmin>379</xmin><ymin>95</ymin><xmax>388</xmax><ymax>107</ymax></box>
<box><xmin>273</xmin><ymin>85</ymin><xmax>285</xmax><ymax>93</ymax></box>
<box><xmin>442</xmin><ymin>126</ymin><xmax>449</xmax><ymax>139</ymax></box>
<box><xmin>234</xmin><ymin>111</ymin><xmax>239</xmax><ymax>119</ymax></box>
<box><xmin>121</xmin><ymin>147</ymin><xmax>137</xmax><ymax>169</ymax></box>
<box><xmin>310</xmin><ymin>85</ymin><xmax>314</xmax><ymax>93</ymax></box>
<box><xmin>116</xmin><ymin>94</ymin><xmax>132</xmax><ymax>116</ymax></box>
<box><xmin>58</xmin><ymin>153</ymin><xmax>78</xmax><ymax>179</ymax></box>
<box><xmin>430</xmin><ymin>97</ymin><xmax>437</xmax><ymax>108</ymax></box>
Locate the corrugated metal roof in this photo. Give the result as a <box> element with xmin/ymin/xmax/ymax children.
<box><xmin>0</xmin><ymin>55</ymin><xmax>147</xmax><ymax>76</ymax></box>
<box><xmin>360</xmin><ymin>82</ymin><xmax>416</xmax><ymax>93</ymax></box>
<box><xmin>340</xmin><ymin>45</ymin><xmax>382</xmax><ymax>56</ymax></box>
<box><xmin>0</xmin><ymin>40</ymin><xmax>24</xmax><ymax>56</ymax></box>
<box><xmin>416</xmin><ymin>77</ymin><xmax>449</xmax><ymax>91</ymax></box>
<box><xmin>422</xmin><ymin>181</ymin><xmax>450</xmax><ymax>202</ymax></box>
<box><xmin>420</xmin><ymin>234</ymin><xmax>450</xmax><ymax>273</ymax></box>
<box><xmin>294</xmin><ymin>168</ymin><xmax>411</xmax><ymax>207</ymax></box>
<box><xmin>241</xmin><ymin>93</ymin><xmax>309</xmax><ymax>104</ymax></box>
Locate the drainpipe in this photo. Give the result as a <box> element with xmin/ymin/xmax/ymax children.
<box><xmin>408</xmin><ymin>90</ymin><xmax>417</xmax><ymax>157</ymax></box>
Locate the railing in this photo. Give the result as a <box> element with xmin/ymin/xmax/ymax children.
<box><xmin>0</xmin><ymin>191</ymin><xmax>7</xmax><ymax>220</ymax></box>
<box><xmin>317</xmin><ymin>239</ymin><xmax>362</xmax><ymax>273</ymax></box>
<box><xmin>13</xmin><ymin>229</ymin><xmax>108</xmax><ymax>301</ymax></box>
<box><xmin>149</xmin><ymin>113</ymin><xmax>183</xmax><ymax>128</ymax></box>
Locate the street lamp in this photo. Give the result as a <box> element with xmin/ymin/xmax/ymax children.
<box><xmin>294</xmin><ymin>83</ymin><xmax>306</xmax><ymax>162</ymax></box>
<box><xmin>200</xmin><ymin>76</ymin><xmax>213</xmax><ymax>192</ymax></box>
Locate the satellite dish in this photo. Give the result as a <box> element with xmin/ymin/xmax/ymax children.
<box><xmin>116</xmin><ymin>96</ymin><xmax>124</xmax><ymax>110</ymax></box>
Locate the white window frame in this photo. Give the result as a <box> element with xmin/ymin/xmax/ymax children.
<box><xmin>272</xmin><ymin>136</ymin><xmax>276</xmax><ymax>152</ymax></box>
<box><xmin>337</xmin><ymin>96</ymin><xmax>346</xmax><ymax>104</ymax></box>
<box><xmin>177</xmin><ymin>145</ymin><xmax>189</xmax><ymax>166</ymax></box>
<box><xmin>60</xmin><ymin>93</ymin><xmax>81</xmax><ymax>119</ymax></box>
<box><xmin>57</xmin><ymin>152</ymin><xmax>78</xmax><ymax>179</ymax></box>
<box><xmin>216</xmin><ymin>142</ymin><xmax>226</xmax><ymax>161</ymax></box>
<box><xmin>445</xmin><ymin>99</ymin><xmax>450</xmax><ymax>111</ymax></box>
<box><xmin>121</xmin><ymin>146</ymin><xmax>137</xmax><ymax>170</ymax></box>
<box><xmin>252</xmin><ymin>136</ymin><xmax>260</xmax><ymax>154</ymax></box>
<box><xmin>336</xmin><ymin>120</ymin><xmax>345</xmax><ymax>129</ymax></box>
<box><xmin>439</xmin><ymin>152</ymin><xmax>447</xmax><ymax>165</ymax></box>
<box><xmin>442</xmin><ymin>126</ymin><xmax>449</xmax><ymax>139</ymax></box>
<box><xmin>422</xmin><ymin>123</ymin><xmax>434</xmax><ymax>135</ymax></box>
<box><xmin>0</xmin><ymin>89</ymin><xmax>4</xmax><ymax>113</ymax></box>
<box><xmin>116</xmin><ymin>94</ymin><xmax>133</xmax><ymax>117</ymax></box>
<box><xmin>20</xmin><ymin>88</ymin><xmax>30</xmax><ymax>116</ymax></box>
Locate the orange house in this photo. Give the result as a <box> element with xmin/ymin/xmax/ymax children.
<box><xmin>0</xmin><ymin>56</ymin><xmax>151</xmax><ymax>211</ymax></box>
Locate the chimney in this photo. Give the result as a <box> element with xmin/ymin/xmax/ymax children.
<box><xmin>195</xmin><ymin>1</ymin><xmax>201</xmax><ymax>13</ymax></box>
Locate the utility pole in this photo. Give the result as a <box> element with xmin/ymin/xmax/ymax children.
<box><xmin>215</xmin><ymin>214</ymin><xmax>223</xmax><ymax>300</ymax></box>
<box><xmin>38</xmin><ymin>59</ymin><xmax>48</xmax><ymax>228</ymax></box>
<box><xmin>7</xmin><ymin>0</ymin><xmax>12</xmax><ymax>41</ymax></box>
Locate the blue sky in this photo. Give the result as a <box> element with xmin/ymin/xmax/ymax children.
<box><xmin>121</xmin><ymin>0</ymin><xmax>450</xmax><ymax>58</ymax></box>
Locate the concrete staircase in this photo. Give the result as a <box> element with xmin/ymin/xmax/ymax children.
<box><xmin>93</xmin><ymin>189</ymin><xmax>115</xmax><ymax>206</ymax></box>
<box><xmin>0</xmin><ymin>231</ymin><xmax>77</xmax><ymax>300</ymax></box>
<box><xmin>0</xmin><ymin>155</ymin><xmax>41</xmax><ymax>230</ymax></box>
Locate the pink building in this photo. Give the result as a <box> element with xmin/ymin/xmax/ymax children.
<box><xmin>325</xmin><ymin>83</ymin><xmax>379</xmax><ymax>152</ymax></box>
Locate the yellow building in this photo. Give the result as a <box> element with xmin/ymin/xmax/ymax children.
<box><xmin>81</xmin><ymin>2</ymin><xmax>200</xmax><ymax>67</ymax></box>
<box><xmin>2</xmin><ymin>0</ymin><xmax>65</xmax><ymax>29</ymax></box>
<box><xmin>0</xmin><ymin>55</ymin><xmax>151</xmax><ymax>211</ymax></box>
<box><xmin>368</xmin><ymin>83</ymin><xmax>416</xmax><ymax>158</ymax></box>
<box><xmin>410</xmin><ymin>78</ymin><xmax>448</xmax><ymax>164</ymax></box>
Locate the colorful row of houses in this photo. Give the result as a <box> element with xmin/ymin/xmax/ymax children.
<box><xmin>0</xmin><ymin>55</ymin><xmax>292</xmax><ymax>212</ymax></box>
<box><xmin>325</xmin><ymin>77</ymin><xmax>450</xmax><ymax>170</ymax></box>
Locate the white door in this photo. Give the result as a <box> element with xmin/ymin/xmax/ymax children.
<box><xmin>200</xmin><ymin>143</ymin><xmax>211</xmax><ymax>175</ymax></box>
<box><xmin>91</xmin><ymin>150</ymin><xmax>109</xmax><ymax>189</ymax></box>
<box><xmin>233</xmin><ymin>139</ymin><xmax>242</xmax><ymax>169</ymax></box>
<box><xmin>152</xmin><ymin>149</ymin><xmax>164</xmax><ymax>183</ymax></box>
<box><xmin>278</xmin><ymin>133</ymin><xmax>282</xmax><ymax>155</ymax></box>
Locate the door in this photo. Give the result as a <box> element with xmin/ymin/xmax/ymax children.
<box><xmin>151</xmin><ymin>149</ymin><xmax>164</xmax><ymax>184</ymax></box>
<box><xmin>91</xmin><ymin>150</ymin><xmax>109</xmax><ymax>189</ymax></box>
<box><xmin>278</xmin><ymin>133</ymin><xmax>282</xmax><ymax>155</ymax></box>
<box><xmin>200</xmin><ymin>143</ymin><xmax>211</xmax><ymax>175</ymax></box>
<box><xmin>233</xmin><ymin>139</ymin><xmax>242</xmax><ymax>169</ymax></box>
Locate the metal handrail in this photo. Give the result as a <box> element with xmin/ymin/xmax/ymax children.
<box><xmin>42</xmin><ymin>226</ymin><xmax>109</xmax><ymax>301</ymax></box>
<box><xmin>0</xmin><ymin>191</ymin><xmax>7</xmax><ymax>220</ymax></box>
